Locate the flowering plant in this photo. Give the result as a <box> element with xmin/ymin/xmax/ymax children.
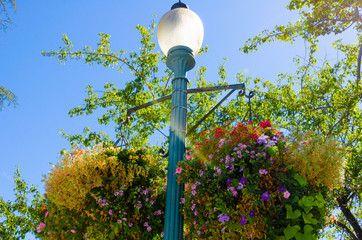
<box><xmin>36</xmin><ymin>146</ymin><xmax>166</xmax><ymax>239</ymax></box>
<box><xmin>177</xmin><ymin>122</ymin><xmax>342</xmax><ymax>239</ymax></box>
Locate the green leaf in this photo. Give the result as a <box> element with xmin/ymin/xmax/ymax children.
<box><xmin>283</xmin><ymin>224</ymin><xmax>301</xmax><ymax>239</ymax></box>
<box><xmin>285</xmin><ymin>204</ymin><xmax>301</xmax><ymax>219</ymax></box>
<box><xmin>298</xmin><ymin>196</ymin><xmax>315</xmax><ymax>213</ymax></box>
<box><xmin>295</xmin><ymin>225</ymin><xmax>314</xmax><ymax>240</ymax></box>
<box><xmin>302</xmin><ymin>212</ymin><xmax>318</xmax><ymax>225</ymax></box>
<box><xmin>293</xmin><ymin>174</ymin><xmax>308</xmax><ymax>186</ymax></box>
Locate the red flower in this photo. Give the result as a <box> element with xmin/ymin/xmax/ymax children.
<box><xmin>259</xmin><ymin>121</ymin><xmax>271</xmax><ymax>128</ymax></box>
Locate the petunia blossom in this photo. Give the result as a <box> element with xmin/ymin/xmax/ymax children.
<box><xmin>249</xmin><ymin>211</ymin><xmax>256</xmax><ymax>218</ymax></box>
<box><xmin>239</xmin><ymin>177</ymin><xmax>247</xmax><ymax>185</ymax></box>
<box><xmin>218</xmin><ymin>214</ymin><xmax>230</xmax><ymax>223</ymax></box>
<box><xmin>186</xmin><ymin>154</ymin><xmax>193</xmax><ymax>160</ymax></box>
<box><xmin>262</xmin><ymin>191</ymin><xmax>271</xmax><ymax>201</ymax></box>
<box><xmin>259</xmin><ymin>169</ymin><xmax>268</xmax><ymax>175</ymax></box>
<box><xmin>283</xmin><ymin>190</ymin><xmax>290</xmax><ymax>199</ymax></box>
<box><xmin>240</xmin><ymin>215</ymin><xmax>247</xmax><ymax>225</ymax></box>
<box><xmin>226</xmin><ymin>178</ymin><xmax>232</xmax><ymax>186</ymax></box>
<box><xmin>36</xmin><ymin>222</ymin><xmax>46</xmax><ymax>233</ymax></box>
<box><xmin>175</xmin><ymin>167</ymin><xmax>182</xmax><ymax>174</ymax></box>
<box><xmin>256</xmin><ymin>134</ymin><xmax>269</xmax><ymax>144</ymax></box>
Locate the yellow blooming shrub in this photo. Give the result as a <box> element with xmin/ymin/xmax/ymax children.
<box><xmin>36</xmin><ymin>145</ymin><xmax>166</xmax><ymax>239</ymax></box>
<box><xmin>285</xmin><ymin>132</ymin><xmax>345</xmax><ymax>189</ymax></box>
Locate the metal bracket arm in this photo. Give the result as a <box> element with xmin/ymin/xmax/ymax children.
<box><xmin>126</xmin><ymin>83</ymin><xmax>245</xmax><ymax>119</ymax></box>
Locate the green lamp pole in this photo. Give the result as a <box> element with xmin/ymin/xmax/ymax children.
<box><xmin>157</xmin><ymin>2</ymin><xmax>204</xmax><ymax>239</ymax></box>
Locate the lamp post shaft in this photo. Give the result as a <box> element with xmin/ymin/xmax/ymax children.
<box><xmin>164</xmin><ymin>46</ymin><xmax>195</xmax><ymax>240</ymax></box>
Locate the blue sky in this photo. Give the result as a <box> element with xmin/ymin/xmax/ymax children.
<box><xmin>0</xmin><ymin>1</ymin><xmax>355</xmax><ymax>239</ymax></box>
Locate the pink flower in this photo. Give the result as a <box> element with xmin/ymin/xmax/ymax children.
<box><xmin>70</xmin><ymin>229</ymin><xmax>76</xmax><ymax>233</ymax></box>
<box><xmin>117</xmin><ymin>220</ymin><xmax>122</xmax><ymax>224</ymax></box>
<box><xmin>44</xmin><ymin>211</ymin><xmax>49</xmax><ymax>218</ymax></box>
<box><xmin>108</xmin><ymin>209</ymin><xmax>113</xmax><ymax>215</ymax></box>
<box><xmin>259</xmin><ymin>169</ymin><xmax>268</xmax><ymax>175</ymax></box>
<box><xmin>147</xmin><ymin>226</ymin><xmax>152</xmax><ymax>232</ymax></box>
<box><xmin>284</xmin><ymin>190</ymin><xmax>290</xmax><ymax>199</ymax></box>
<box><xmin>175</xmin><ymin>167</ymin><xmax>182</xmax><ymax>174</ymax></box>
<box><xmin>36</xmin><ymin>222</ymin><xmax>46</xmax><ymax>233</ymax></box>
<box><xmin>186</xmin><ymin>154</ymin><xmax>193</xmax><ymax>160</ymax></box>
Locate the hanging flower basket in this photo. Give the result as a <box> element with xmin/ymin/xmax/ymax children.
<box><xmin>177</xmin><ymin>122</ymin><xmax>344</xmax><ymax>240</ymax></box>
<box><xmin>37</xmin><ymin>146</ymin><xmax>166</xmax><ymax>240</ymax></box>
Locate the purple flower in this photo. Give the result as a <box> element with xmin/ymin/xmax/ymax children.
<box><xmin>226</xmin><ymin>178</ymin><xmax>232</xmax><ymax>186</ymax></box>
<box><xmin>257</xmin><ymin>134</ymin><xmax>269</xmax><ymax>144</ymax></box>
<box><xmin>249</xmin><ymin>211</ymin><xmax>256</xmax><ymax>218</ymax></box>
<box><xmin>218</xmin><ymin>214</ymin><xmax>230</xmax><ymax>223</ymax></box>
<box><xmin>117</xmin><ymin>220</ymin><xmax>122</xmax><ymax>224</ymax></box>
<box><xmin>154</xmin><ymin>210</ymin><xmax>162</xmax><ymax>216</ymax></box>
<box><xmin>128</xmin><ymin>222</ymin><xmax>133</xmax><ymax>227</ymax></box>
<box><xmin>108</xmin><ymin>209</ymin><xmax>113</xmax><ymax>215</ymax></box>
<box><xmin>262</xmin><ymin>191</ymin><xmax>271</xmax><ymax>201</ymax></box>
<box><xmin>147</xmin><ymin>226</ymin><xmax>152</xmax><ymax>232</ymax></box>
<box><xmin>239</xmin><ymin>177</ymin><xmax>247</xmax><ymax>185</ymax></box>
<box><xmin>240</xmin><ymin>215</ymin><xmax>247</xmax><ymax>225</ymax></box>
<box><xmin>278</xmin><ymin>185</ymin><xmax>285</xmax><ymax>192</ymax></box>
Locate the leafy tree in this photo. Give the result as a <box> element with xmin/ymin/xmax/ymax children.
<box><xmin>0</xmin><ymin>168</ymin><xmax>45</xmax><ymax>239</ymax></box>
<box><xmin>242</xmin><ymin>0</ymin><xmax>362</xmax><ymax>239</ymax></box>
<box><xmin>0</xmin><ymin>0</ymin><xmax>16</xmax><ymax>31</ymax></box>
<box><xmin>0</xmin><ymin>86</ymin><xmax>17</xmax><ymax>110</ymax></box>
<box><xmin>42</xmin><ymin>22</ymin><xmax>244</xmax><ymax>149</ymax></box>
<box><xmin>41</xmin><ymin>1</ymin><xmax>362</xmax><ymax>239</ymax></box>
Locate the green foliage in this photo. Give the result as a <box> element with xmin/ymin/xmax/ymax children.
<box><xmin>0</xmin><ymin>0</ymin><xmax>17</xmax><ymax>31</ymax></box>
<box><xmin>40</xmin><ymin>1</ymin><xmax>362</xmax><ymax>238</ymax></box>
<box><xmin>0</xmin><ymin>168</ymin><xmax>45</xmax><ymax>239</ymax></box>
<box><xmin>177</xmin><ymin>122</ymin><xmax>332</xmax><ymax>239</ymax></box>
<box><xmin>38</xmin><ymin>146</ymin><xmax>166</xmax><ymax>239</ymax></box>
<box><xmin>0</xmin><ymin>86</ymin><xmax>17</xmax><ymax>110</ymax></box>
<box><xmin>242</xmin><ymin>1</ymin><xmax>362</xmax><ymax>238</ymax></box>
<box><xmin>42</xmin><ymin>22</ymin><xmax>249</xmax><ymax>149</ymax></box>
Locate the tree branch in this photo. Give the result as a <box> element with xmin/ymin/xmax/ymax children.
<box><xmin>335</xmin><ymin>220</ymin><xmax>359</xmax><ymax>240</ymax></box>
<box><xmin>337</xmin><ymin>194</ymin><xmax>362</xmax><ymax>240</ymax></box>
<box><xmin>356</xmin><ymin>41</ymin><xmax>362</xmax><ymax>88</ymax></box>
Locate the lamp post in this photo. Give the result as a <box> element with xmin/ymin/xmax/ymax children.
<box><xmin>157</xmin><ymin>2</ymin><xmax>204</xmax><ymax>239</ymax></box>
